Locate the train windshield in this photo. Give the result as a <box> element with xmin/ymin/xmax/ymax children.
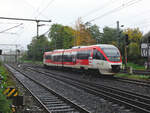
<box><xmin>101</xmin><ymin>48</ymin><xmax>121</xmax><ymax>62</ymax></box>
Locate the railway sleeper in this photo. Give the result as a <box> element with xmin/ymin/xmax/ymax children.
<box><xmin>50</xmin><ymin>108</ymin><xmax>76</xmax><ymax>113</ymax></box>
<box><xmin>44</xmin><ymin>101</ymin><xmax>64</xmax><ymax>105</ymax></box>
<box><xmin>46</xmin><ymin>103</ymin><xmax>67</xmax><ymax>107</ymax></box>
<box><xmin>42</xmin><ymin>99</ymin><xmax>60</xmax><ymax>102</ymax></box>
<box><xmin>40</xmin><ymin>97</ymin><xmax>58</xmax><ymax>100</ymax></box>
<box><xmin>48</xmin><ymin>105</ymin><xmax>72</xmax><ymax>110</ymax></box>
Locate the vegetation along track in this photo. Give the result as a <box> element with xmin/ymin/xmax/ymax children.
<box><xmin>23</xmin><ymin>66</ymin><xmax>150</xmax><ymax>113</ymax></box>
<box><xmin>121</xmin><ymin>69</ymin><xmax>150</xmax><ymax>75</ymax></box>
<box><xmin>5</xmin><ymin>64</ymin><xmax>91</xmax><ymax>113</ymax></box>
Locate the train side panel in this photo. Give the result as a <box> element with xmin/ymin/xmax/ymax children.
<box><xmin>43</xmin><ymin>44</ymin><xmax>122</xmax><ymax>75</ymax></box>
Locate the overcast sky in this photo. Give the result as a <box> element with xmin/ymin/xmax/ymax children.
<box><xmin>0</xmin><ymin>0</ymin><xmax>149</xmax><ymax>50</ymax></box>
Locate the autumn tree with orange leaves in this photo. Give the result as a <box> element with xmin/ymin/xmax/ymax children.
<box><xmin>123</xmin><ymin>28</ymin><xmax>143</xmax><ymax>64</ymax></box>
<box><xmin>74</xmin><ymin>18</ymin><xmax>96</xmax><ymax>46</ymax></box>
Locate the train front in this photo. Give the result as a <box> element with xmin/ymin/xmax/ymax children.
<box><xmin>100</xmin><ymin>45</ymin><xmax>122</xmax><ymax>74</ymax></box>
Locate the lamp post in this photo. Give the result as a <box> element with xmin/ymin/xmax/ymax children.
<box><xmin>147</xmin><ymin>36</ymin><xmax>150</xmax><ymax>69</ymax></box>
<box><xmin>116</xmin><ymin>21</ymin><xmax>124</xmax><ymax>47</ymax></box>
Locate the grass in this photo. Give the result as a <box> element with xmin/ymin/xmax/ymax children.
<box><xmin>119</xmin><ymin>62</ymin><xmax>150</xmax><ymax>80</ymax></box>
<box><xmin>126</xmin><ymin>62</ymin><xmax>145</xmax><ymax>70</ymax></box>
<box><xmin>22</xmin><ymin>59</ymin><xmax>43</xmax><ymax>64</ymax></box>
<box><xmin>0</xmin><ymin>93</ymin><xmax>12</xmax><ymax>113</ymax></box>
<box><xmin>115</xmin><ymin>73</ymin><xmax>150</xmax><ymax>80</ymax></box>
<box><xmin>0</xmin><ymin>62</ymin><xmax>13</xmax><ymax>113</ymax></box>
<box><xmin>0</xmin><ymin>64</ymin><xmax>15</xmax><ymax>87</ymax></box>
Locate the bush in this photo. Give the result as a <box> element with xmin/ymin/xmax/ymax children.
<box><xmin>0</xmin><ymin>62</ymin><xmax>12</xmax><ymax>113</ymax></box>
<box><xmin>0</xmin><ymin>92</ymin><xmax>12</xmax><ymax>113</ymax></box>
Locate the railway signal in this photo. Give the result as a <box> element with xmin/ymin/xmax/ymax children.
<box><xmin>0</xmin><ymin>49</ymin><xmax>2</xmax><ymax>55</ymax></box>
<box><xmin>148</xmin><ymin>36</ymin><xmax>150</xmax><ymax>43</ymax></box>
<box><xmin>124</xmin><ymin>34</ymin><xmax>129</xmax><ymax>69</ymax></box>
<box><xmin>125</xmin><ymin>34</ymin><xmax>130</xmax><ymax>45</ymax></box>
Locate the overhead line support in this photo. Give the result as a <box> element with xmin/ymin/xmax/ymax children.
<box><xmin>0</xmin><ymin>17</ymin><xmax>51</xmax><ymax>62</ymax></box>
<box><xmin>0</xmin><ymin>17</ymin><xmax>51</xmax><ymax>22</ymax></box>
<box><xmin>0</xmin><ymin>17</ymin><xmax>51</xmax><ymax>39</ymax></box>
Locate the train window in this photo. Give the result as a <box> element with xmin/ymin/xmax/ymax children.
<box><xmin>93</xmin><ymin>49</ymin><xmax>105</xmax><ymax>60</ymax></box>
<box><xmin>53</xmin><ymin>55</ymin><xmax>57</xmax><ymax>61</ymax></box>
<box><xmin>101</xmin><ymin>48</ymin><xmax>120</xmax><ymax>61</ymax></box>
<box><xmin>53</xmin><ymin>55</ymin><xmax>63</xmax><ymax>62</ymax></box>
<box><xmin>63</xmin><ymin>54</ymin><xmax>72</xmax><ymax>62</ymax></box>
<box><xmin>45</xmin><ymin>55</ymin><xmax>51</xmax><ymax>60</ymax></box>
<box><xmin>102</xmin><ymin>48</ymin><xmax>120</xmax><ymax>57</ymax></box>
<box><xmin>45</xmin><ymin>55</ymin><xmax>48</xmax><ymax>59</ymax></box>
<box><xmin>77</xmin><ymin>50</ymin><xmax>91</xmax><ymax>59</ymax></box>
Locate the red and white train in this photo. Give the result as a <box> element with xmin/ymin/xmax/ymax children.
<box><xmin>43</xmin><ymin>44</ymin><xmax>122</xmax><ymax>75</ymax></box>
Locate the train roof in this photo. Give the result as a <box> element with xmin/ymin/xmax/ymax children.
<box><xmin>44</xmin><ymin>51</ymin><xmax>52</xmax><ymax>54</ymax></box>
<box><xmin>72</xmin><ymin>44</ymin><xmax>117</xmax><ymax>49</ymax></box>
<box><xmin>95</xmin><ymin>44</ymin><xmax>117</xmax><ymax>48</ymax></box>
<box><xmin>44</xmin><ymin>44</ymin><xmax>118</xmax><ymax>54</ymax></box>
<box><xmin>53</xmin><ymin>49</ymin><xmax>65</xmax><ymax>52</ymax></box>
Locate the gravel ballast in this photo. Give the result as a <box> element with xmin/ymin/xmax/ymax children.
<box><xmin>15</xmin><ymin>64</ymin><xmax>139</xmax><ymax>113</ymax></box>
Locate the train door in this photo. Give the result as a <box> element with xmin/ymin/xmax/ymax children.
<box><xmin>92</xmin><ymin>48</ymin><xmax>106</xmax><ymax>74</ymax></box>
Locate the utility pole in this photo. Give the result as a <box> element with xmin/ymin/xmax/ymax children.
<box><xmin>0</xmin><ymin>17</ymin><xmax>51</xmax><ymax>39</ymax></box>
<box><xmin>124</xmin><ymin>34</ymin><xmax>129</xmax><ymax>69</ymax></box>
<box><xmin>147</xmin><ymin>36</ymin><xmax>150</xmax><ymax>69</ymax></box>
<box><xmin>117</xmin><ymin>21</ymin><xmax>120</xmax><ymax>46</ymax></box>
<box><xmin>36</xmin><ymin>20</ymin><xmax>39</xmax><ymax>39</ymax></box>
<box><xmin>15</xmin><ymin>44</ymin><xmax>17</xmax><ymax>64</ymax></box>
<box><xmin>0</xmin><ymin>17</ymin><xmax>51</xmax><ymax>62</ymax></box>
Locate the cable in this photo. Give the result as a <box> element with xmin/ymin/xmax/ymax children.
<box><xmin>88</xmin><ymin>0</ymin><xmax>143</xmax><ymax>22</ymax></box>
<box><xmin>40</xmin><ymin>29</ymin><xmax>50</xmax><ymax>36</ymax></box>
<box><xmin>0</xmin><ymin>22</ymin><xmax>22</xmax><ymax>25</ymax></box>
<box><xmin>69</xmin><ymin>0</ymin><xmax>134</xmax><ymax>24</ymax></box>
<box><xmin>36</xmin><ymin>0</ymin><xmax>55</xmax><ymax>18</ymax></box>
<box><xmin>82</xmin><ymin>0</ymin><xmax>120</xmax><ymax>18</ymax></box>
<box><xmin>35</xmin><ymin>0</ymin><xmax>45</xmax><ymax>14</ymax></box>
<box><xmin>0</xmin><ymin>32</ymin><xmax>17</xmax><ymax>35</ymax></box>
<box><xmin>0</xmin><ymin>23</ymin><xmax>23</xmax><ymax>33</ymax></box>
<box><xmin>69</xmin><ymin>0</ymin><xmax>120</xmax><ymax>25</ymax></box>
<box><xmin>22</xmin><ymin>0</ymin><xmax>50</xmax><ymax>19</ymax></box>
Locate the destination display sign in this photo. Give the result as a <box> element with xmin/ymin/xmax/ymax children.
<box><xmin>141</xmin><ymin>43</ymin><xmax>150</xmax><ymax>57</ymax></box>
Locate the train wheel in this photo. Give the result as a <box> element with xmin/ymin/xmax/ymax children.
<box><xmin>44</xmin><ymin>64</ymin><xmax>48</xmax><ymax>69</ymax></box>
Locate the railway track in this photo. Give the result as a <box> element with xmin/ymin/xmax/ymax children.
<box><xmin>112</xmin><ymin>77</ymin><xmax>150</xmax><ymax>87</ymax></box>
<box><xmin>24</xmin><ymin>66</ymin><xmax>150</xmax><ymax>113</ymax></box>
<box><xmin>120</xmin><ymin>69</ymin><xmax>150</xmax><ymax>75</ymax></box>
<box><xmin>5</xmin><ymin>64</ymin><xmax>91</xmax><ymax>113</ymax></box>
<box><xmin>23</xmin><ymin>63</ymin><xmax>150</xmax><ymax>76</ymax></box>
<box><xmin>25</xmin><ymin>65</ymin><xmax>150</xmax><ymax>88</ymax></box>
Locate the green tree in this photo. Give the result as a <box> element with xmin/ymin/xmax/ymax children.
<box><xmin>62</xmin><ymin>26</ymin><xmax>75</xmax><ymax>49</ymax></box>
<box><xmin>123</xmin><ymin>28</ymin><xmax>143</xmax><ymax>64</ymax></box>
<box><xmin>124</xmin><ymin>28</ymin><xmax>142</xmax><ymax>43</ymax></box>
<box><xmin>49</xmin><ymin>24</ymin><xmax>63</xmax><ymax>49</ymax></box>
<box><xmin>74</xmin><ymin>18</ymin><xmax>96</xmax><ymax>46</ymax></box>
<box><xmin>27</xmin><ymin>35</ymin><xmax>50</xmax><ymax>61</ymax></box>
<box><xmin>101</xmin><ymin>27</ymin><xmax>118</xmax><ymax>45</ymax></box>
<box><xmin>49</xmin><ymin>24</ymin><xmax>74</xmax><ymax>49</ymax></box>
<box><xmin>85</xmin><ymin>22</ymin><xmax>102</xmax><ymax>44</ymax></box>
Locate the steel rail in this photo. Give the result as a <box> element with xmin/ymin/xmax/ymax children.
<box><xmin>112</xmin><ymin>77</ymin><xmax>150</xmax><ymax>87</ymax></box>
<box><xmin>27</xmin><ymin>67</ymin><xmax>150</xmax><ymax>113</ymax></box>
<box><xmin>5</xmin><ymin>64</ymin><xmax>50</xmax><ymax>113</ymax></box>
<box><xmin>6</xmin><ymin>64</ymin><xmax>91</xmax><ymax>113</ymax></box>
<box><xmin>120</xmin><ymin>69</ymin><xmax>150</xmax><ymax>75</ymax></box>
